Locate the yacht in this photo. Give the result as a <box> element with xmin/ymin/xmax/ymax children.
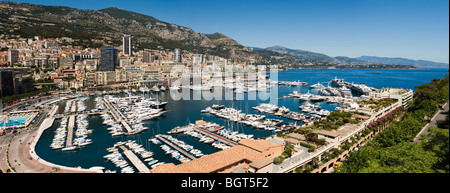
<box><xmin>310</xmin><ymin>95</ymin><xmax>325</xmax><ymax>102</ymax></box>
<box><xmin>338</xmin><ymin>86</ymin><xmax>352</xmax><ymax>98</ymax></box>
<box><xmin>160</xmin><ymin>86</ymin><xmax>166</xmax><ymax>91</ymax></box>
<box><xmin>139</xmin><ymin>87</ymin><xmax>150</xmax><ymax>93</ymax></box>
<box><xmin>318</xmin><ymin>88</ymin><xmax>330</xmax><ymax>96</ymax></box>
<box><xmin>299</xmin><ymin>92</ymin><xmax>311</xmax><ymax>101</ymax></box>
<box><xmin>61</xmin><ymin>145</ymin><xmax>79</xmax><ymax>151</ymax></box>
<box><xmin>310</xmin><ymin>82</ymin><xmax>325</xmax><ymax>89</ymax></box>
<box><xmin>151</xmin><ymin>85</ymin><xmax>160</xmax><ymax>92</ymax></box>
<box><xmin>150</xmin><ymin>100</ymin><xmax>168</xmax><ymax>109</ymax></box>
<box><xmin>349</xmin><ymin>83</ymin><xmax>372</xmax><ymax>95</ymax></box>
<box><xmin>330</xmin><ymin>76</ymin><xmax>345</xmax><ymax>87</ymax></box>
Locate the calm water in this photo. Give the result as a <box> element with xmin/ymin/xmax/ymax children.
<box><xmin>35</xmin><ymin>68</ymin><xmax>448</xmax><ymax>171</ymax></box>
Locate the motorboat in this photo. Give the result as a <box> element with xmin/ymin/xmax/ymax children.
<box><xmin>61</xmin><ymin>145</ymin><xmax>79</xmax><ymax>151</ymax></box>
<box><xmin>150</xmin><ymin>85</ymin><xmax>160</xmax><ymax>92</ymax></box>
<box><xmin>330</xmin><ymin>76</ymin><xmax>345</xmax><ymax>87</ymax></box>
<box><xmin>310</xmin><ymin>82</ymin><xmax>325</xmax><ymax>89</ymax></box>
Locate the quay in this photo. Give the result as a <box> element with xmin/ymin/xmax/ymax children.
<box><xmin>66</xmin><ymin>115</ymin><xmax>75</xmax><ymax>147</ymax></box>
<box><xmin>155</xmin><ymin>135</ymin><xmax>197</xmax><ymax>160</ymax></box>
<box><xmin>118</xmin><ymin>146</ymin><xmax>151</xmax><ymax>173</ymax></box>
<box><xmin>193</xmin><ymin>127</ymin><xmax>238</xmax><ymax>147</ymax></box>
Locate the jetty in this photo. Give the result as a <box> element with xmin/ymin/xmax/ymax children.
<box><xmin>66</xmin><ymin>115</ymin><xmax>75</xmax><ymax>147</ymax></box>
<box><xmin>193</xmin><ymin>127</ymin><xmax>238</xmax><ymax>147</ymax></box>
<box><xmin>118</xmin><ymin>146</ymin><xmax>151</xmax><ymax>173</ymax></box>
<box><xmin>155</xmin><ymin>135</ymin><xmax>196</xmax><ymax>160</ymax></box>
<box><xmin>70</xmin><ymin>100</ymin><xmax>77</xmax><ymax>113</ymax></box>
<box><xmin>102</xmin><ymin>98</ymin><xmax>133</xmax><ymax>133</ymax></box>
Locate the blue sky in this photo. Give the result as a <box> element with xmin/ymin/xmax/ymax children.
<box><xmin>10</xmin><ymin>0</ymin><xmax>450</xmax><ymax>63</ymax></box>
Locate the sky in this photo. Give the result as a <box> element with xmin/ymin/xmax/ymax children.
<box><xmin>10</xmin><ymin>0</ymin><xmax>450</xmax><ymax>63</ymax></box>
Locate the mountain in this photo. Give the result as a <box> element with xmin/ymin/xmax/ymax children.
<box><xmin>1</xmin><ymin>2</ymin><xmax>445</xmax><ymax>68</ymax></box>
<box><xmin>265</xmin><ymin>46</ymin><xmax>339</xmax><ymax>63</ymax></box>
<box><xmin>0</xmin><ymin>1</ymin><xmax>257</xmax><ymax>62</ymax></box>
<box><xmin>356</xmin><ymin>56</ymin><xmax>449</xmax><ymax>69</ymax></box>
<box><xmin>259</xmin><ymin>46</ymin><xmax>447</xmax><ymax>68</ymax></box>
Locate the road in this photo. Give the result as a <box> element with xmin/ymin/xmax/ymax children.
<box><xmin>413</xmin><ymin>102</ymin><xmax>449</xmax><ymax>143</ymax></box>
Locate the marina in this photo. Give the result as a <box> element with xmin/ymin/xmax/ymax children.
<box><xmin>31</xmin><ymin>68</ymin><xmax>446</xmax><ymax>172</ymax></box>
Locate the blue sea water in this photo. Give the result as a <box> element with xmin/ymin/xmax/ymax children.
<box><xmin>34</xmin><ymin>68</ymin><xmax>448</xmax><ymax>171</ymax></box>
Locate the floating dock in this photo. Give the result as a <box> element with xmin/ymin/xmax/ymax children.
<box><xmin>119</xmin><ymin>146</ymin><xmax>151</xmax><ymax>173</ymax></box>
<box><xmin>155</xmin><ymin>135</ymin><xmax>196</xmax><ymax>160</ymax></box>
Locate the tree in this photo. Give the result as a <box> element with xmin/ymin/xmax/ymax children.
<box><xmin>420</xmin><ymin>127</ymin><xmax>449</xmax><ymax>173</ymax></box>
<box><xmin>359</xmin><ymin>143</ymin><xmax>436</xmax><ymax>173</ymax></box>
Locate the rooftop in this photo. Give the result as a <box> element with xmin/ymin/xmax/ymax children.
<box><xmin>151</xmin><ymin>139</ymin><xmax>283</xmax><ymax>173</ymax></box>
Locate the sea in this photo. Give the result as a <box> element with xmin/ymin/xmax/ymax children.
<box><xmin>34</xmin><ymin>68</ymin><xmax>449</xmax><ymax>171</ymax></box>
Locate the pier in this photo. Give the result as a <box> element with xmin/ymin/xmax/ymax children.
<box><xmin>118</xmin><ymin>146</ymin><xmax>151</xmax><ymax>173</ymax></box>
<box><xmin>66</xmin><ymin>115</ymin><xmax>75</xmax><ymax>147</ymax></box>
<box><xmin>102</xmin><ymin>98</ymin><xmax>133</xmax><ymax>133</ymax></box>
<box><xmin>193</xmin><ymin>127</ymin><xmax>238</xmax><ymax>147</ymax></box>
<box><xmin>155</xmin><ymin>135</ymin><xmax>197</xmax><ymax>160</ymax></box>
<box><xmin>70</xmin><ymin>100</ymin><xmax>77</xmax><ymax>113</ymax></box>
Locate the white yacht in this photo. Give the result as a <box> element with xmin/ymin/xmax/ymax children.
<box><xmin>310</xmin><ymin>82</ymin><xmax>325</xmax><ymax>89</ymax></box>
<box><xmin>151</xmin><ymin>85</ymin><xmax>160</xmax><ymax>92</ymax></box>
<box><xmin>139</xmin><ymin>87</ymin><xmax>150</xmax><ymax>93</ymax></box>
<box><xmin>299</xmin><ymin>92</ymin><xmax>312</xmax><ymax>101</ymax></box>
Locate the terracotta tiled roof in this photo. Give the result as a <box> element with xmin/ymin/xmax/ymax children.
<box><xmin>151</xmin><ymin>139</ymin><xmax>283</xmax><ymax>173</ymax></box>
<box><xmin>152</xmin><ymin>145</ymin><xmax>260</xmax><ymax>173</ymax></box>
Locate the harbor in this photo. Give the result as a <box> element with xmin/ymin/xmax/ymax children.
<box><xmin>30</xmin><ymin>68</ymin><xmax>438</xmax><ymax>173</ymax></box>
